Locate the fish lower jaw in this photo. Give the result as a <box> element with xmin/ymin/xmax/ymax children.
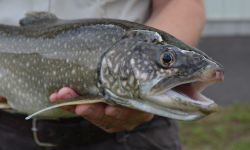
<box><xmin>129</xmin><ymin>98</ymin><xmax>207</xmax><ymax>121</ymax></box>
<box><xmin>140</xmin><ymin>65</ymin><xmax>224</xmax><ymax>120</ymax></box>
<box><xmin>138</xmin><ymin>78</ymin><xmax>221</xmax><ymax>120</ymax></box>
<box><xmin>160</xmin><ymin>80</ymin><xmax>219</xmax><ymax>110</ymax></box>
<box><xmin>104</xmin><ymin>89</ymin><xmax>212</xmax><ymax>121</ymax></box>
<box><xmin>142</xmin><ymin>89</ymin><xmax>218</xmax><ymax>119</ymax></box>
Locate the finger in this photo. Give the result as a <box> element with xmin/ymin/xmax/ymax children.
<box><xmin>99</xmin><ymin>116</ymin><xmax>127</xmax><ymax>133</ymax></box>
<box><xmin>49</xmin><ymin>93</ymin><xmax>58</xmax><ymax>102</ymax></box>
<box><xmin>98</xmin><ymin>115</ymin><xmax>147</xmax><ymax>133</ymax></box>
<box><xmin>75</xmin><ymin>103</ymin><xmax>106</xmax><ymax>120</ymax></box>
<box><xmin>75</xmin><ymin>103</ymin><xmax>129</xmax><ymax>133</ymax></box>
<box><xmin>105</xmin><ymin>105</ymin><xmax>153</xmax><ymax>122</ymax></box>
<box><xmin>105</xmin><ymin>105</ymin><xmax>129</xmax><ymax>120</ymax></box>
<box><xmin>57</xmin><ymin>87</ymin><xmax>78</xmax><ymax>99</ymax></box>
<box><xmin>49</xmin><ymin>87</ymin><xmax>78</xmax><ymax>103</ymax></box>
<box><xmin>105</xmin><ymin>105</ymin><xmax>154</xmax><ymax>131</ymax></box>
<box><xmin>76</xmin><ymin>104</ymin><xmax>153</xmax><ymax>133</ymax></box>
<box><xmin>49</xmin><ymin>87</ymin><xmax>79</xmax><ymax>112</ymax></box>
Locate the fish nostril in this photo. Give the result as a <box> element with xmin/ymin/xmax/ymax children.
<box><xmin>212</xmin><ymin>69</ymin><xmax>224</xmax><ymax>81</ymax></box>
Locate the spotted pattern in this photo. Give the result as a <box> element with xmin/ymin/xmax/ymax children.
<box><xmin>0</xmin><ymin>23</ymin><xmax>124</xmax><ymax>117</ymax></box>
<box><xmin>0</xmin><ymin>16</ymin><xmax>214</xmax><ymax>119</ymax></box>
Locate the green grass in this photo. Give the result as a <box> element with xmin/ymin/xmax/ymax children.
<box><xmin>179</xmin><ymin>103</ymin><xmax>250</xmax><ymax>150</ymax></box>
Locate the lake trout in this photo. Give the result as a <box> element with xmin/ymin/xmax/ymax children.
<box><xmin>0</xmin><ymin>12</ymin><xmax>224</xmax><ymax>121</ymax></box>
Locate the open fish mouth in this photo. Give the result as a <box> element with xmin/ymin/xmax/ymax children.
<box><xmin>172</xmin><ymin>68</ymin><xmax>224</xmax><ymax>109</ymax></box>
<box><xmin>133</xmin><ymin>68</ymin><xmax>225</xmax><ymax>121</ymax></box>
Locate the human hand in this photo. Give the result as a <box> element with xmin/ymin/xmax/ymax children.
<box><xmin>49</xmin><ymin>87</ymin><xmax>154</xmax><ymax>133</ymax></box>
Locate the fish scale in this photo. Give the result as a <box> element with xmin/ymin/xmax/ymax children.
<box><xmin>0</xmin><ymin>17</ymin><xmax>125</xmax><ymax>118</ymax></box>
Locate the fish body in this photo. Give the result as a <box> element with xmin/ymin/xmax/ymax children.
<box><xmin>0</xmin><ymin>12</ymin><xmax>224</xmax><ymax>120</ymax></box>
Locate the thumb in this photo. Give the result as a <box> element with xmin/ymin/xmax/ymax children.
<box><xmin>49</xmin><ymin>87</ymin><xmax>79</xmax><ymax>112</ymax></box>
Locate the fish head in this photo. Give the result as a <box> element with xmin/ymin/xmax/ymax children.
<box><xmin>100</xmin><ymin>31</ymin><xmax>224</xmax><ymax>121</ymax></box>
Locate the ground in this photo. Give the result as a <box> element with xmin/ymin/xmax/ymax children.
<box><xmin>179</xmin><ymin>103</ymin><xmax>250</xmax><ymax>150</ymax></box>
<box><xmin>199</xmin><ymin>36</ymin><xmax>250</xmax><ymax>104</ymax></box>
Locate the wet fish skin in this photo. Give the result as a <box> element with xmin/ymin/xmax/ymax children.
<box><xmin>0</xmin><ymin>19</ymin><xmax>126</xmax><ymax>117</ymax></box>
<box><xmin>0</xmin><ymin>12</ymin><xmax>223</xmax><ymax>120</ymax></box>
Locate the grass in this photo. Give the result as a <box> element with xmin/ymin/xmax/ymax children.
<box><xmin>178</xmin><ymin>103</ymin><xmax>250</xmax><ymax>150</ymax></box>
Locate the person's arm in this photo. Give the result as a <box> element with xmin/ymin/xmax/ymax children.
<box><xmin>50</xmin><ymin>0</ymin><xmax>205</xmax><ymax>133</ymax></box>
<box><xmin>146</xmin><ymin>0</ymin><xmax>205</xmax><ymax>46</ymax></box>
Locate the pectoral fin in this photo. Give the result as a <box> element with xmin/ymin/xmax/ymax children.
<box><xmin>25</xmin><ymin>97</ymin><xmax>106</xmax><ymax>120</ymax></box>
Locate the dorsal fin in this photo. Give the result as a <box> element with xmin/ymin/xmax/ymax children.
<box><xmin>19</xmin><ymin>11</ymin><xmax>58</xmax><ymax>27</ymax></box>
<box><xmin>125</xmin><ymin>29</ymin><xmax>164</xmax><ymax>44</ymax></box>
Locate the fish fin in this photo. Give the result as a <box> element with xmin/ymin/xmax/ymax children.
<box><xmin>19</xmin><ymin>11</ymin><xmax>58</xmax><ymax>27</ymax></box>
<box><xmin>25</xmin><ymin>97</ymin><xmax>106</xmax><ymax>120</ymax></box>
<box><xmin>125</xmin><ymin>29</ymin><xmax>164</xmax><ymax>43</ymax></box>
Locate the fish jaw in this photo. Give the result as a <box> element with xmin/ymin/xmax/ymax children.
<box><xmin>137</xmin><ymin>64</ymin><xmax>224</xmax><ymax>120</ymax></box>
<box><xmin>103</xmin><ymin>68</ymin><xmax>223</xmax><ymax>121</ymax></box>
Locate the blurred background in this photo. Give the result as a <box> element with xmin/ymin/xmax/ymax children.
<box><xmin>0</xmin><ymin>0</ymin><xmax>249</xmax><ymax>150</ymax></box>
<box><xmin>0</xmin><ymin>0</ymin><xmax>248</xmax><ymax>105</ymax></box>
<box><xmin>180</xmin><ymin>1</ymin><xmax>250</xmax><ymax>150</ymax></box>
<box><xmin>201</xmin><ymin>0</ymin><xmax>250</xmax><ymax>105</ymax></box>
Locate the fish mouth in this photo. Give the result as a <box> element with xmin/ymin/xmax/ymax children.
<box><xmin>136</xmin><ymin>68</ymin><xmax>224</xmax><ymax>120</ymax></box>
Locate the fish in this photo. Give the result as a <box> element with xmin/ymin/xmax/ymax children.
<box><xmin>0</xmin><ymin>12</ymin><xmax>224</xmax><ymax>121</ymax></box>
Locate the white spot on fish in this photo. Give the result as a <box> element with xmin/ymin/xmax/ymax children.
<box><xmin>126</xmin><ymin>69</ymin><xmax>130</xmax><ymax>74</ymax></box>
<box><xmin>65</xmin><ymin>72</ymin><xmax>69</xmax><ymax>77</ymax></box>
<box><xmin>140</xmin><ymin>73</ymin><xmax>148</xmax><ymax>80</ymax></box>
<box><xmin>18</xmin><ymin>79</ymin><xmax>22</xmax><ymax>83</ymax></box>
<box><xmin>25</xmin><ymin>83</ymin><xmax>29</xmax><ymax>88</ymax></box>
<box><xmin>7</xmin><ymin>83</ymin><xmax>11</xmax><ymax>88</ymax></box>
<box><xmin>53</xmin><ymin>71</ymin><xmax>57</xmax><ymax>75</ymax></box>
<box><xmin>134</xmin><ymin>69</ymin><xmax>140</xmax><ymax>78</ymax></box>
<box><xmin>116</xmin><ymin>89</ymin><xmax>122</xmax><ymax>95</ymax></box>
<box><xmin>128</xmin><ymin>76</ymin><xmax>135</xmax><ymax>85</ymax></box>
<box><xmin>160</xmin><ymin>69</ymin><xmax>165</xmax><ymax>73</ymax></box>
<box><xmin>144</xmin><ymin>61</ymin><xmax>149</xmax><ymax>65</ymax></box>
<box><xmin>112</xmin><ymin>37</ymin><xmax>116</xmax><ymax>43</ymax></box>
<box><xmin>64</xmin><ymin>43</ymin><xmax>68</xmax><ymax>49</ymax></box>
<box><xmin>114</xmin><ymin>64</ymin><xmax>119</xmax><ymax>74</ymax></box>
<box><xmin>130</xmin><ymin>58</ymin><xmax>135</xmax><ymax>65</ymax></box>
<box><xmin>107</xmin><ymin>59</ymin><xmax>112</xmax><ymax>68</ymax></box>
<box><xmin>89</xmin><ymin>65</ymin><xmax>94</xmax><ymax>70</ymax></box>
<box><xmin>71</xmin><ymin>69</ymin><xmax>76</xmax><ymax>75</ymax></box>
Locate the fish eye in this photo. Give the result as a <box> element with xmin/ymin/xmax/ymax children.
<box><xmin>160</xmin><ymin>52</ymin><xmax>174</xmax><ymax>67</ymax></box>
